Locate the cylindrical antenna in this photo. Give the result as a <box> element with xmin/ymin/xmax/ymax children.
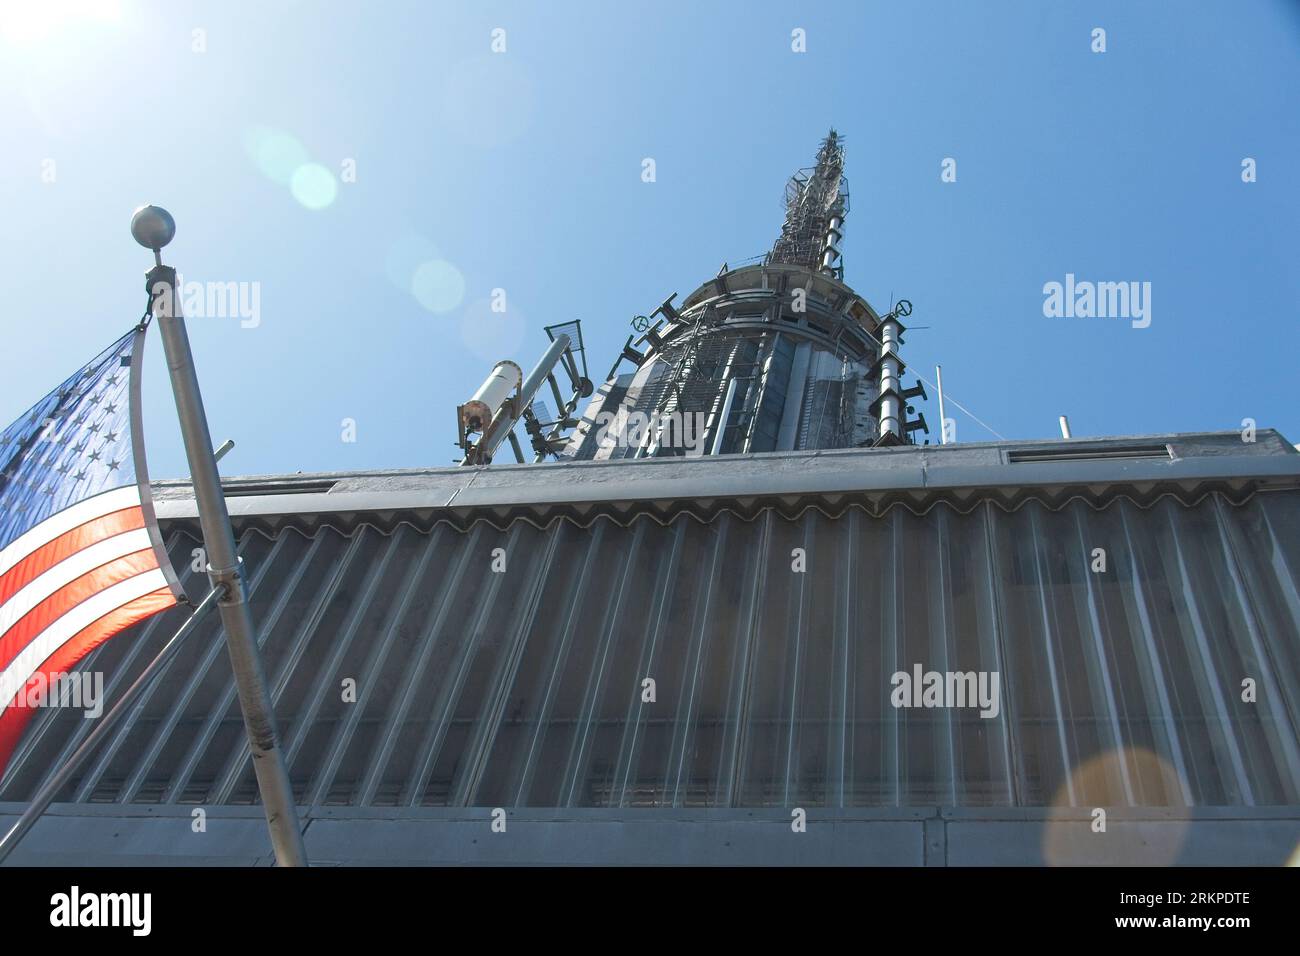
<box><xmin>820</xmin><ymin>214</ymin><xmax>844</xmax><ymax>275</ymax></box>
<box><xmin>461</xmin><ymin>360</ymin><xmax>523</xmax><ymax>434</ymax></box>
<box><xmin>877</xmin><ymin>315</ymin><xmax>904</xmax><ymax>441</ymax></box>
<box><xmin>936</xmin><ymin>365</ymin><xmax>948</xmax><ymax>444</ymax></box>
<box><xmin>466</xmin><ymin>334</ymin><xmax>571</xmax><ymax>465</ymax></box>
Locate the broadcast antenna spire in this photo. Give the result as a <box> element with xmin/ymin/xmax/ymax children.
<box><xmin>766</xmin><ymin>129</ymin><xmax>849</xmax><ymax>279</ymax></box>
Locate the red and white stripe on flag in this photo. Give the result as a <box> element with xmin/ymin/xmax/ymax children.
<box><xmin>0</xmin><ymin>328</ymin><xmax>182</xmax><ymax>776</ymax></box>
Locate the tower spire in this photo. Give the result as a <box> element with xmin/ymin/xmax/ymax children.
<box><xmin>766</xmin><ymin>129</ymin><xmax>849</xmax><ymax>278</ymax></box>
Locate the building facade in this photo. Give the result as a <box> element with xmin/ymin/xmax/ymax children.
<box><xmin>2</xmin><ymin>135</ymin><xmax>1298</xmax><ymax>866</ymax></box>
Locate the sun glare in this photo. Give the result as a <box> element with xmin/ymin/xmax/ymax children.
<box><xmin>0</xmin><ymin>0</ymin><xmax>122</xmax><ymax>47</ymax></box>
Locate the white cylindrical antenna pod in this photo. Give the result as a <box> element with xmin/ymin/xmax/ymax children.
<box><xmin>935</xmin><ymin>365</ymin><xmax>948</xmax><ymax>445</ymax></box>
<box><xmin>1059</xmin><ymin>415</ymin><xmax>1072</xmax><ymax>439</ymax></box>
<box><xmin>820</xmin><ymin>215</ymin><xmax>844</xmax><ymax>273</ymax></box>
<box><xmin>462</xmin><ymin>360</ymin><xmax>523</xmax><ymax>434</ymax></box>
<box><xmin>472</xmin><ymin>335</ymin><xmax>572</xmax><ymax>465</ymax></box>
<box><xmin>877</xmin><ymin>317</ymin><xmax>903</xmax><ymax>441</ymax></box>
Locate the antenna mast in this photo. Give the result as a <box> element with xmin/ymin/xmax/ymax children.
<box><xmin>766</xmin><ymin>129</ymin><xmax>849</xmax><ymax>279</ymax></box>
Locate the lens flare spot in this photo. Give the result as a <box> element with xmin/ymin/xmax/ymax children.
<box><xmin>290</xmin><ymin>163</ymin><xmax>338</xmax><ymax>210</ymax></box>
<box><xmin>243</xmin><ymin>127</ymin><xmax>309</xmax><ymax>186</ymax></box>
<box><xmin>411</xmin><ymin>260</ymin><xmax>465</xmax><ymax>314</ymax></box>
<box><xmin>1043</xmin><ymin>748</ymin><xmax>1188</xmax><ymax>866</ymax></box>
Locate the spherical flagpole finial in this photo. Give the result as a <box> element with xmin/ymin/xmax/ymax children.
<box><xmin>130</xmin><ymin>205</ymin><xmax>176</xmax><ymax>255</ymax></box>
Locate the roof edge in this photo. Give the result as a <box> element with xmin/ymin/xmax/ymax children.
<box><xmin>151</xmin><ymin>430</ymin><xmax>1300</xmax><ymax>524</ymax></box>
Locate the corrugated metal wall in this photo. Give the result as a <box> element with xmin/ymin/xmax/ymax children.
<box><xmin>3</xmin><ymin>489</ymin><xmax>1298</xmax><ymax>811</ymax></box>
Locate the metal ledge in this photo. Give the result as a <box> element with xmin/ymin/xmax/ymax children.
<box><xmin>151</xmin><ymin>430</ymin><xmax>1300</xmax><ymax>524</ymax></box>
<box><xmin>3</xmin><ymin>803</ymin><xmax>1295</xmax><ymax>867</ymax></box>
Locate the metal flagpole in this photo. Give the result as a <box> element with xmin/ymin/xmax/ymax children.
<box><xmin>131</xmin><ymin>205</ymin><xmax>308</xmax><ymax>867</ymax></box>
<box><xmin>0</xmin><ymin>586</ymin><xmax>225</xmax><ymax>865</ymax></box>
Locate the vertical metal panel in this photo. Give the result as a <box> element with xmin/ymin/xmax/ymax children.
<box><xmin>3</xmin><ymin>489</ymin><xmax>1297</xmax><ymax>815</ymax></box>
<box><xmin>356</xmin><ymin>524</ymin><xmax>477</xmax><ymax>805</ymax></box>
<box><xmin>465</xmin><ymin>520</ymin><xmax>578</xmax><ymax>808</ymax></box>
<box><xmin>1216</xmin><ymin>497</ymin><xmax>1300</xmax><ymax>798</ymax></box>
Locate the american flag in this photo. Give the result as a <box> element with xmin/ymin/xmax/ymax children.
<box><xmin>0</xmin><ymin>327</ymin><xmax>182</xmax><ymax>773</ymax></box>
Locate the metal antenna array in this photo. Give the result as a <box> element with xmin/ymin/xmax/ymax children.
<box><xmin>456</xmin><ymin>130</ymin><xmax>932</xmax><ymax>464</ymax></box>
<box><xmin>766</xmin><ymin>129</ymin><xmax>849</xmax><ymax>279</ymax></box>
<box><xmin>456</xmin><ymin>321</ymin><xmax>592</xmax><ymax>466</ymax></box>
<box><xmin>866</xmin><ymin>299</ymin><xmax>929</xmax><ymax>445</ymax></box>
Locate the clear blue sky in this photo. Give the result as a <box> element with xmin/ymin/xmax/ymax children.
<box><xmin>2</xmin><ymin>0</ymin><xmax>1297</xmax><ymax>479</ymax></box>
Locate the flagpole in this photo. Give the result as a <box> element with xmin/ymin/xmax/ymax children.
<box><xmin>131</xmin><ymin>206</ymin><xmax>308</xmax><ymax>867</ymax></box>
<box><xmin>0</xmin><ymin>586</ymin><xmax>225</xmax><ymax>865</ymax></box>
